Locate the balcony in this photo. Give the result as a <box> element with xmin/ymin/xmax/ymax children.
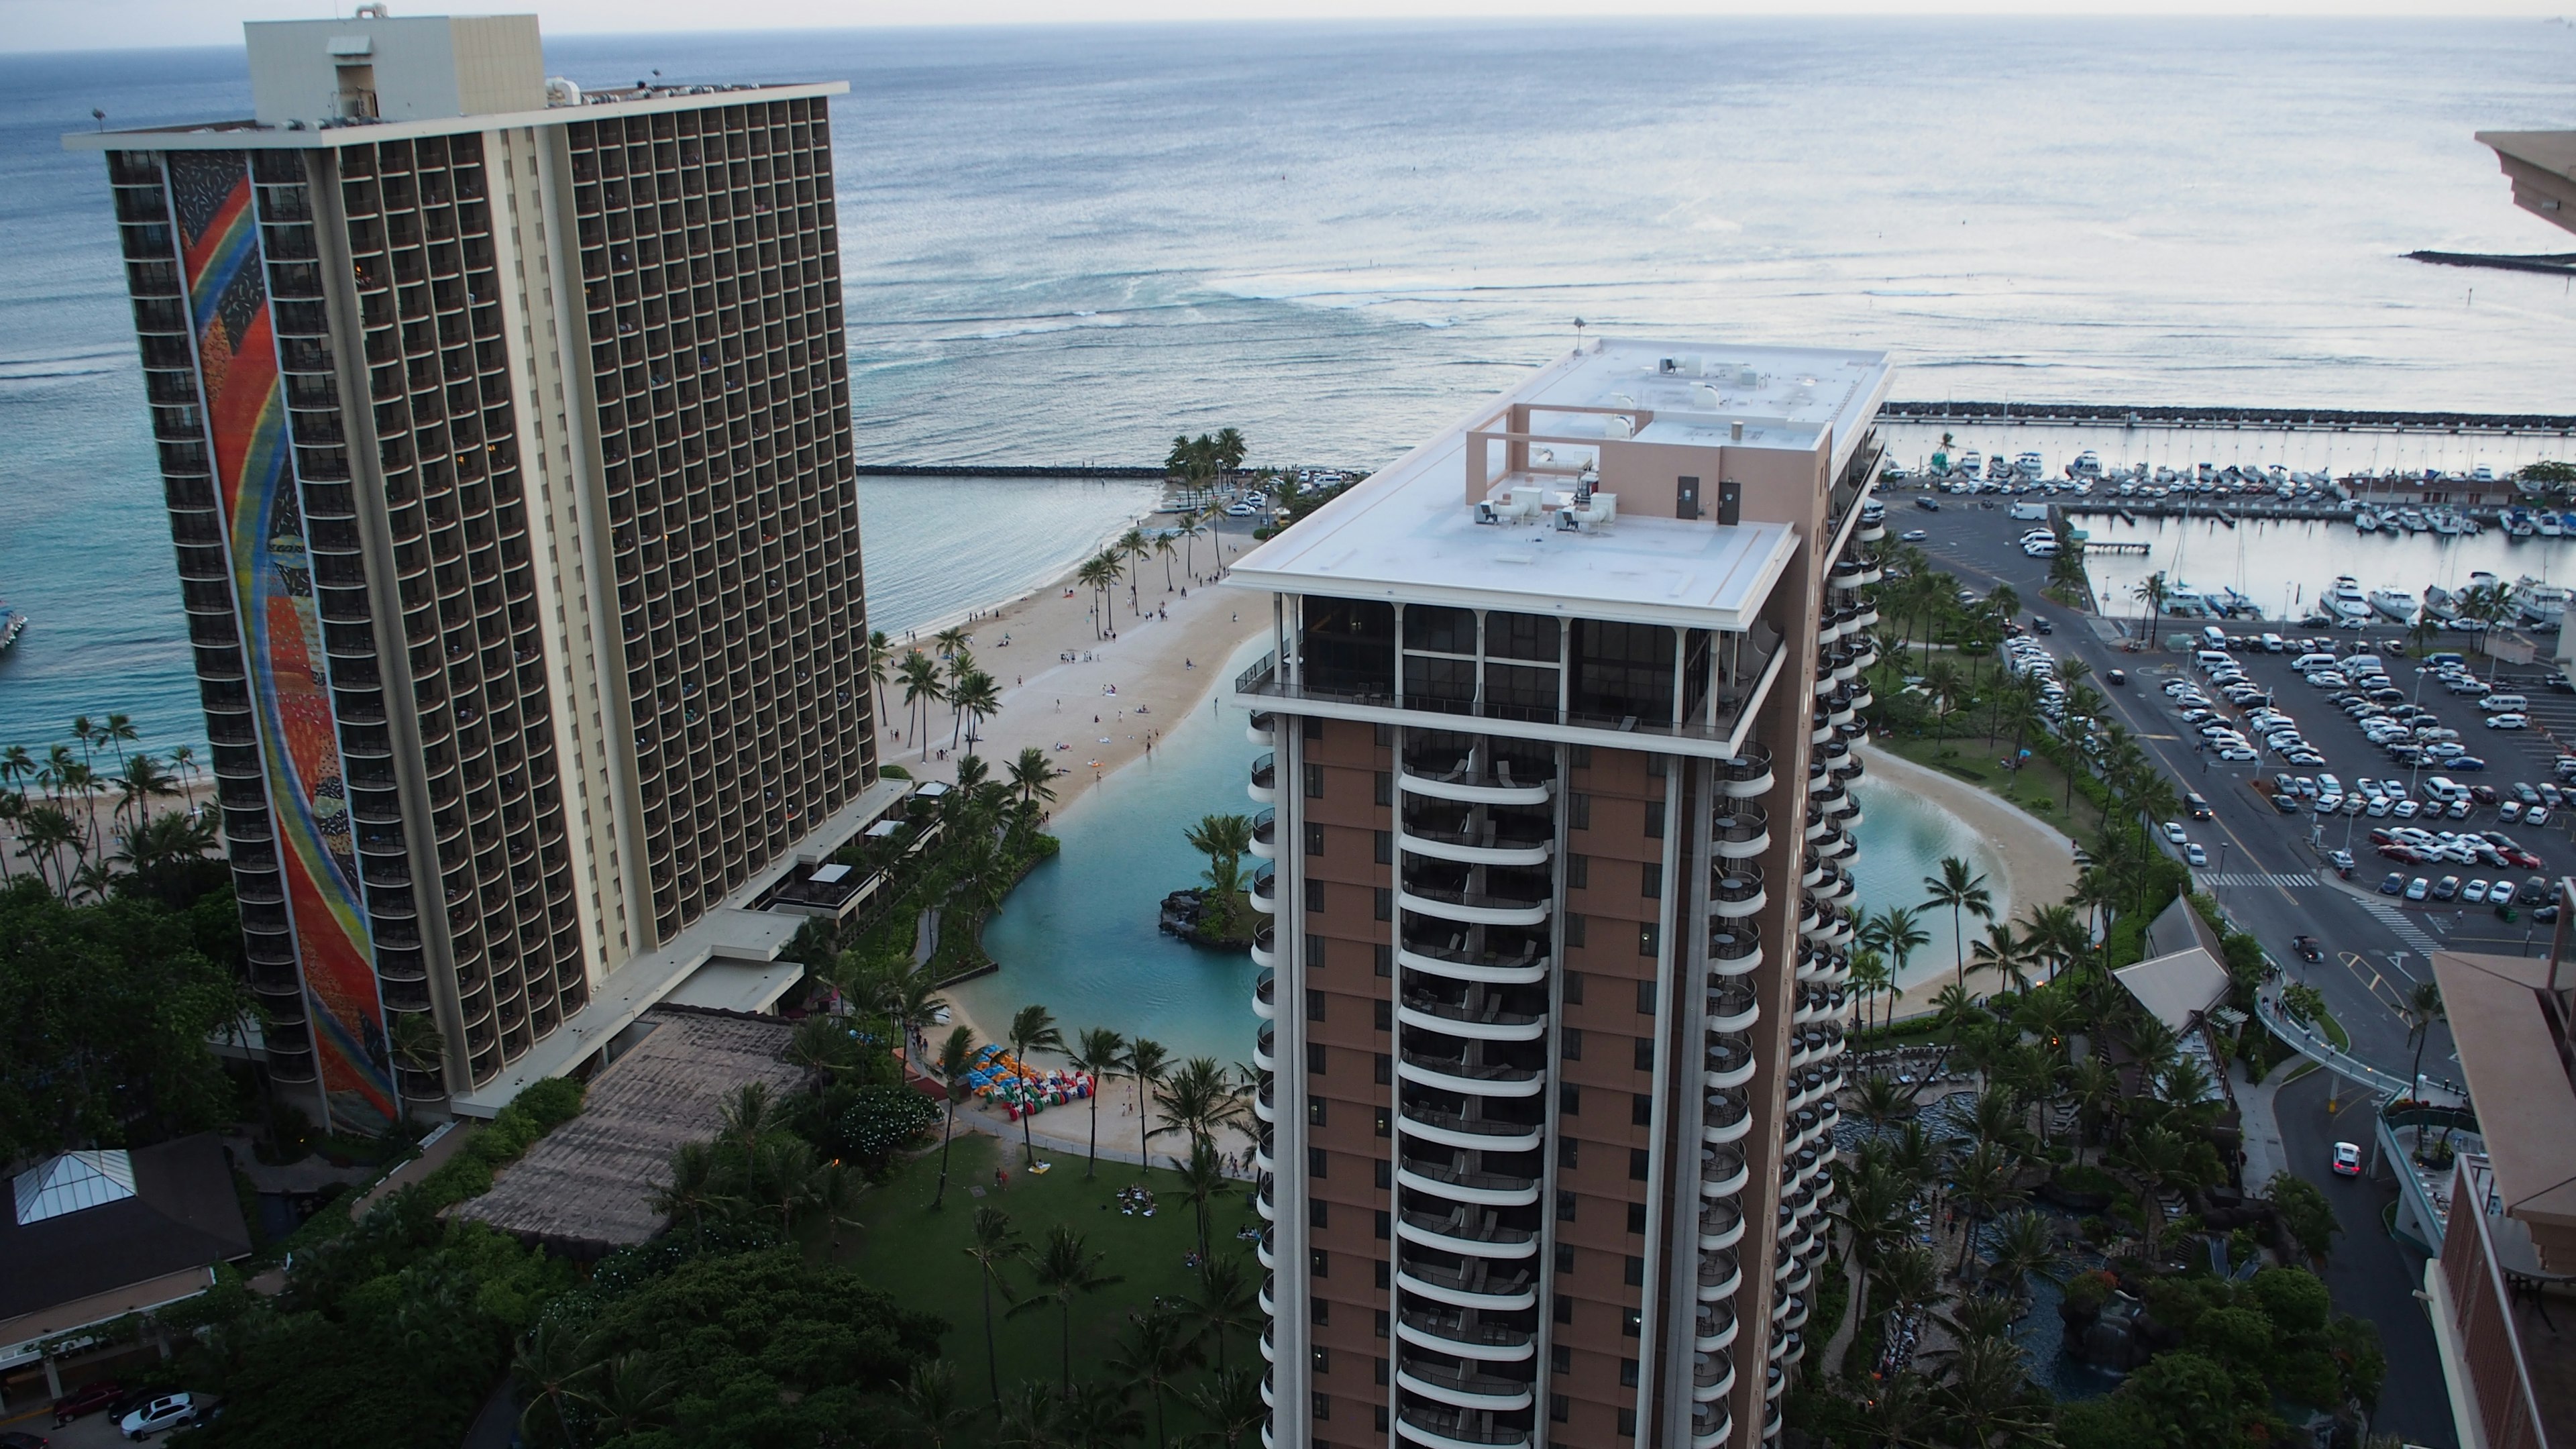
<box><xmin>1397</xmin><ymin>1253</ymin><xmax>1538</xmax><ymax>1310</ymax></box>
<box><xmin>1713</xmin><ymin>743</ymin><xmax>1774</xmax><ymax>798</ymax></box>
<box><xmin>1396</xmin><ymin>1205</ymin><xmax>1538</xmax><ymax>1259</ymax></box>
<box><xmin>1707</xmin><ymin>979</ymin><xmax>1759</xmax><ymax>1034</ymax></box>
<box><xmin>1697</xmin><ymin>1247</ymin><xmax>1743</xmax><ymax>1301</ymax></box>
<box><xmin>1248</xmin><ymin>751</ymin><xmax>1275</xmax><ymax>805</ymax></box>
<box><xmin>1397</xmin><ymin>985</ymin><xmax>1545</xmax><ymax>1042</ymax></box>
<box><xmin>1397</xmin><ymin>1359</ymin><xmax>1533</xmax><ymax>1413</ymax></box>
<box><xmin>1252</xmin><ymin>969</ymin><xmax>1274</xmax><ymax>1022</ymax></box>
<box><xmin>1693</xmin><ymin>1349</ymin><xmax>1736</xmax><ymax>1404</ymax></box>
<box><xmin>1708</xmin><ymin>865</ymin><xmax>1766</xmax><ymax>920</ymax></box>
<box><xmin>1709</xmin><ymin>928</ymin><xmax>1762</xmax><ymax>979</ymax></box>
<box><xmin>1398</xmin><ymin>938</ymin><xmax>1548</xmax><ymax>987</ymax></box>
<box><xmin>1699</xmin><ymin>1197</ymin><xmax>1746</xmax><ymax>1252</ymax></box>
<box><xmin>1702</xmin><ymin>1087</ymin><xmax>1751</xmax><ymax>1146</ymax></box>
<box><xmin>1399</xmin><ymin>1103</ymin><xmax>1545</xmax><ymax>1155</ymax></box>
<box><xmin>1247</xmin><ymin>710</ymin><xmax>1275</xmax><ymax>745</ymax></box>
<box><xmin>1398</xmin><ymin>753</ymin><xmax>1552</xmax><ymax>808</ymax></box>
<box><xmin>1697</xmin><ymin>1297</ymin><xmax>1739</xmax><ymax>1352</ymax></box>
<box><xmin>1248</xmin><ymin>863</ymin><xmax>1277</xmax><ymax>915</ymax></box>
<box><xmin>1699</xmin><ymin>1146</ymin><xmax>1748</xmax><ymax>1200</ymax></box>
<box><xmin>1709</xmin><ymin>802</ymin><xmax>1769</xmax><ymax>859</ymax></box>
<box><xmin>1692</xmin><ymin>1404</ymin><xmax>1733</xmax><ymax>1449</ymax></box>
<box><xmin>1252</xmin><ymin>1024</ymin><xmax>1274</xmax><ymax>1073</ymax></box>
<box><xmin>1705</xmin><ymin>1032</ymin><xmax>1754</xmax><ymax>1090</ymax></box>
<box><xmin>1397</xmin><ymin>1157</ymin><xmax>1541</xmax><ymax>1210</ymax></box>
<box><xmin>1395</xmin><ymin>1403</ymin><xmax>1533</xmax><ymax>1449</ymax></box>
<box><xmin>1248</xmin><ymin>806</ymin><xmax>1275</xmax><ymax>860</ymax></box>
<box><xmin>1399</xmin><ymin>877</ymin><xmax>1548</xmax><ymax>929</ymax></box>
<box><xmin>1249</xmin><ymin>924</ymin><xmax>1275</xmax><ymax>970</ymax></box>
<box><xmin>1401</xmin><ymin>818</ymin><xmax>1552</xmax><ymax>869</ymax></box>
<box><xmin>1397</xmin><ymin>1049</ymin><xmax>1544</xmax><ymax>1099</ymax></box>
<box><xmin>1397</xmin><ymin>1308</ymin><xmax>1535</xmax><ymax>1362</ymax></box>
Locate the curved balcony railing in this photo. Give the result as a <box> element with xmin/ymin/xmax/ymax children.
<box><xmin>1397</xmin><ymin>1359</ymin><xmax>1534</xmax><ymax>1413</ymax></box>
<box><xmin>1709</xmin><ymin>866</ymin><xmax>1767</xmax><ymax>919</ymax></box>
<box><xmin>1394</xmin><ymin>1254</ymin><xmax>1538</xmax><ymax>1309</ymax></box>
<box><xmin>1401</xmin><ymin>820</ymin><xmax>1553</xmax><ymax>868</ymax></box>
<box><xmin>1693</xmin><ymin>1348</ymin><xmax>1737</xmax><ymax>1403</ymax></box>
<box><xmin>1248</xmin><ymin>751</ymin><xmax>1276</xmax><ymax>804</ymax></box>
<box><xmin>1398</xmin><ymin>1050</ymin><xmax>1545</xmax><ymax>1098</ymax></box>
<box><xmin>1707</xmin><ymin>980</ymin><xmax>1759</xmax><ymax>1034</ymax></box>
<box><xmin>1249</xmin><ymin>806</ymin><xmax>1276</xmax><ymax>859</ymax></box>
<box><xmin>1400</xmin><ymin>877</ymin><xmax>1550</xmax><ymax>927</ymax></box>
<box><xmin>1699</xmin><ymin>1145</ymin><xmax>1748</xmax><ymax>1200</ymax></box>
<box><xmin>1253</xmin><ymin>969</ymin><xmax>1275</xmax><ymax>1021</ymax></box>
<box><xmin>1399</xmin><ymin>1104</ymin><xmax>1546</xmax><ymax>1155</ymax></box>
<box><xmin>1692</xmin><ymin>1404</ymin><xmax>1733</xmax><ymax>1449</ymax></box>
<box><xmin>1702</xmin><ymin>1088</ymin><xmax>1751</xmax><ymax>1146</ymax></box>
<box><xmin>1399</xmin><ymin>1158</ymin><xmax>1542</xmax><ymax>1209</ymax></box>
<box><xmin>1700</xmin><ymin>1197</ymin><xmax>1745</xmax><ymax>1252</ymax></box>
<box><xmin>1709</xmin><ymin>928</ymin><xmax>1762</xmax><ymax>978</ymax></box>
<box><xmin>1248</xmin><ymin>862</ymin><xmax>1277</xmax><ymax>914</ymax></box>
<box><xmin>1399</xmin><ymin>757</ymin><xmax>1553</xmax><ymax>807</ymax></box>
<box><xmin>1397</xmin><ymin>1308</ymin><xmax>1536</xmax><ymax>1361</ymax></box>
<box><xmin>1709</xmin><ymin>802</ymin><xmax>1769</xmax><ymax>859</ymax></box>
<box><xmin>1253</xmin><ymin>1024</ymin><xmax>1275</xmax><ymax>1073</ymax></box>
<box><xmin>1399</xmin><ymin>938</ymin><xmax>1549</xmax><ymax>987</ymax></box>
<box><xmin>1399</xmin><ymin>990</ymin><xmax>1545</xmax><ymax>1041</ymax></box>
<box><xmin>1397</xmin><ymin>1206</ymin><xmax>1538</xmax><ymax>1258</ymax></box>
<box><xmin>1713</xmin><ymin>744</ymin><xmax>1774</xmax><ymax>798</ymax></box>
<box><xmin>1705</xmin><ymin>1032</ymin><xmax>1754</xmax><ymax>1089</ymax></box>
<box><xmin>1247</xmin><ymin>710</ymin><xmax>1275</xmax><ymax>745</ymax></box>
<box><xmin>1250</xmin><ymin>924</ymin><xmax>1275</xmax><ymax>970</ymax></box>
<box><xmin>1396</xmin><ymin>1403</ymin><xmax>1534</xmax><ymax>1449</ymax></box>
<box><xmin>1696</xmin><ymin>1246</ymin><xmax>1743</xmax><ymax>1301</ymax></box>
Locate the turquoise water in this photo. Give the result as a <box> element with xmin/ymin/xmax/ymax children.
<box><xmin>960</xmin><ymin>690</ymin><xmax>2004</xmax><ymax>1059</ymax></box>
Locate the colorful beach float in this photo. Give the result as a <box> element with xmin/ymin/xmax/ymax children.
<box><xmin>964</xmin><ymin>1042</ymin><xmax>1095</xmax><ymax>1120</ymax></box>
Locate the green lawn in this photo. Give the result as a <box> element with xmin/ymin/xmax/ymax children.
<box><xmin>830</xmin><ymin>1129</ymin><xmax>1263</xmax><ymax>1422</ymax></box>
<box><xmin>1877</xmin><ymin>731</ymin><xmax>2107</xmax><ymax>838</ymax></box>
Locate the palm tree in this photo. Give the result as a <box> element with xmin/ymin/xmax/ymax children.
<box><xmin>2404</xmin><ymin>978</ymin><xmax>2447</xmax><ymax>1093</ymax></box>
<box><xmin>963</xmin><ymin>1207</ymin><xmax>1025</xmax><ymax>1405</ymax></box>
<box><xmin>2114</xmin><ymin>1123</ymin><xmax>2209</xmax><ymax>1260</ymax></box>
<box><xmin>930</xmin><ymin>1025</ymin><xmax>979</xmax><ymax>1208</ymax></box>
<box><xmin>1921</xmin><ymin>856</ymin><xmax>1995</xmax><ymax>989</ymax></box>
<box><xmin>1848</xmin><ymin>948</ymin><xmax>1893</xmax><ymax>1035</ymax></box>
<box><xmin>513</xmin><ymin>1318</ymin><xmax>605</xmax><ymax>1449</ymax></box>
<box><xmin>1010</xmin><ymin>1222</ymin><xmax>1124</xmax><ymax>1393</ymax></box>
<box><xmin>1213</xmin><ymin>427</ymin><xmax>1247</xmax><ymax>472</ymax></box>
<box><xmin>1155</xmin><ymin>533</ymin><xmax>1179</xmax><ymax>592</ymax></box>
<box><xmin>1069</xmin><ymin>1027</ymin><xmax>1127</xmax><ymax>1178</ymax></box>
<box><xmin>898</xmin><ymin>653</ymin><xmax>946</xmax><ymax>760</ymax></box>
<box><xmin>17</xmin><ymin>804</ymin><xmax>77</xmax><ymax>896</ymax></box>
<box><xmin>1116</xmin><ymin>527</ymin><xmax>1152</xmax><ymax>616</ymax></box>
<box><xmin>1967</xmin><ymin>919</ymin><xmax>2035</xmax><ymax>998</ymax></box>
<box><xmin>996</xmin><ymin>1380</ymin><xmax>1067</xmax><ymax>1449</ymax></box>
<box><xmin>1181</xmin><ymin>508</ymin><xmax>1212</xmax><ymax>578</ymax></box>
<box><xmin>1108</xmin><ymin>1302</ymin><xmax>1204</xmax><ymax>1449</ymax></box>
<box><xmin>1181</xmin><ymin>1364</ymin><xmax>1266</xmax><ymax>1448</ymax></box>
<box><xmin>1183</xmin><ymin>1252</ymin><xmax>1258</xmax><ymax>1372</ymax></box>
<box><xmin>1849</xmin><ymin>1073</ymin><xmax>1913</xmax><ymax>1138</ymax></box>
<box><xmin>885</xmin><ymin>963</ymin><xmax>949</xmax><ymax>1060</ymax></box>
<box><xmin>1078</xmin><ymin>553</ymin><xmax>1122</xmax><ymax>636</ymax></box>
<box><xmin>1007</xmin><ymin>1004</ymin><xmax>1067</xmax><ymax>1166</ymax></box>
<box><xmin>650</xmin><ymin>1138</ymin><xmax>739</xmax><ymax>1245</ymax></box>
<box><xmin>896</xmin><ymin>1360</ymin><xmax>977</xmax><ymax>1449</ymax></box>
<box><xmin>1128</xmin><ymin>1038</ymin><xmax>1171</xmax><ymax>1142</ymax></box>
<box><xmin>166</xmin><ymin>743</ymin><xmax>200</xmax><ymax>798</ymax></box>
<box><xmin>951</xmin><ymin>670</ymin><xmax>1002</xmax><ymax>755</ymax></box>
<box><xmin>1062</xmin><ymin>1381</ymin><xmax>1144</xmax><ymax>1449</ymax></box>
<box><xmin>2068</xmin><ymin>1055</ymin><xmax>2121</xmax><ymax>1165</ymax></box>
<box><xmin>867</xmin><ymin>629</ymin><xmax>894</xmax><ymax>724</ymax></box>
<box><xmin>1947</xmin><ymin>1139</ymin><xmax>2025</xmax><ymax>1279</ymax></box>
<box><xmin>2132</xmin><ymin>570</ymin><xmax>2171</xmax><ymax>641</ymax></box>
<box><xmin>1167</xmin><ymin>1136</ymin><xmax>1236</xmax><ymax>1267</ymax></box>
<box><xmin>1009</xmin><ymin>747</ymin><xmax>1064</xmax><ymax>812</ymax></box>
<box><xmin>1152</xmin><ymin>1056</ymin><xmax>1248</xmax><ymax>1152</ymax></box>
<box><xmin>1862</xmin><ymin>904</ymin><xmax>1929</xmax><ymax>1020</ymax></box>
<box><xmin>101</xmin><ymin>712</ymin><xmax>139</xmax><ymax>769</ymax></box>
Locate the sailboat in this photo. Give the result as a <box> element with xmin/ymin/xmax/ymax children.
<box><xmin>2353</xmin><ymin>509</ymin><xmax>2381</xmax><ymax>533</ymax></box>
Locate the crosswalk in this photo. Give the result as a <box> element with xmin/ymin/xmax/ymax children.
<box><xmin>2197</xmin><ymin>871</ymin><xmax>2320</xmax><ymax>889</ymax></box>
<box><xmin>2362</xmin><ymin>899</ymin><xmax>2442</xmax><ymax>958</ymax></box>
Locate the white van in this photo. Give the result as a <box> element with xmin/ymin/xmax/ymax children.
<box><xmin>2260</xmin><ymin>633</ymin><xmax>2286</xmax><ymax>653</ymax></box>
<box><xmin>2424</xmin><ymin>775</ymin><xmax>2468</xmax><ymax>803</ymax></box>
<box><xmin>2292</xmin><ymin>653</ymin><xmax>2338</xmax><ymax>672</ymax></box>
<box><xmin>2202</xmin><ymin>626</ymin><xmax>2229</xmax><ymax>651</ymax></box>
<box><xmin>2008</xmin><ymin>501</ymin><xmax>2050</xmax><ymax>521</ymax></box>
<box><xmin>2195</xmin><ymin>650</ymin><xmax>2234</xmax><ymax>673</ymax></box>
<box><xmin>2022</xmin><ymin>538</ymin><xmax>2059</xmax><ymax>558</ymax></box>
<box><xmin>2479</xmin><ymin>694</ymin><xmax>2528</xmax><ymax>714</ymax></box>
<box><xmin>2339</xmin><ymin>655</ymin><xmax>2383</xmax><ymax>676</ymax></box>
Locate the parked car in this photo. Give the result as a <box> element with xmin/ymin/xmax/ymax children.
<box><xmin>51</xmin><ymin>1379</ymin><xmax>123</xmax><ymax>1424</ymax></box>
<box><xmin>2326</xmin><ymin>849</ymin><xmax>2355</xmax><ymax>877</ymax></box>
<box><xmin>1900</xmin><ymin>528</ymin><xmax>1929</xmax><ymax>541</ymax></box>
<box><xmin>2186</xmin><ymin>844</ymin><xmax>2208</xmax><ymax>865</ymax></box>
<box><xmin>2161</xmin><ymin>822</ymin><xmax>2188</xmax><ymax>844</ymax></box>
<box><xmin>2406</xmin><ymin>876</ymin><xmax>2431</xmax><ymax>900</ymax></box>
<box><xmin>2434</xmin><ymin>875</ymin><xmax>2463</xmax><ymax>901</ymax></box>
<box><xmin>119</xmin><ymin>1393</ymin><xmax>199</xmax><ymax>1440</ymax></box>
<box><xmin>2462</xmin><ymin>879</ymin><xmax>2491</xmax><ymax>904</ymax></box>
<box><xmin>2379</xmin><ymin>871</ymin><xmax>2406</xmax><ymax>895</ymax></box>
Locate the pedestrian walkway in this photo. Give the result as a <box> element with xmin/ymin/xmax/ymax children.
<box><xmin>2361</xmin><ymin>899</ymin><xmax>2442</xmax><ymax>958</ymax></box>
<box><xmin>2200</xmin><ymin>870</ymin><xmax>2321</xmax><ymax>889</ymax></box>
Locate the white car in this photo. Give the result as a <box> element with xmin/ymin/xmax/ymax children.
<box><xmin>1900</xmin><ymin>529</ymin><xmax>1929</xmax><ymax>541</ymax></box>
<box><xmin>2332</xmin><ymin>1141</ymin><xmax>2362</xmax><ymax>1176</ymax></box>
<box><xmin>2216</xmin><ymin>746</ymin><xmax>2259</xmax><ymax>762</ymax></box>
<box><xmin>2186</xmin><ymin>843</ymin><xmax>2208</xmax><ymax>865</ymax></box>
<box><xmin>1225</xmin><ymin>502</ymin><xmax>1260</xmax><ymax>517</ymax></box>
<box><xmin>2462</xmin><ymin>879</ymin><xmax>2491</xmax><ymax>904</ymax></box>
<box><xmin>2488</xmin><ymin>713</ymin><xmax>2530</xmax><ymax>730</ymax></box>
<box><xmin>121</xmin><ymin>1392</ymin><xmax>201</xmax><ymax>1440</ymax></box>
<box><xmin>2161</xmin><ymin>822</ymin><xmax>2189</xmax><ymax>844</ymax></box>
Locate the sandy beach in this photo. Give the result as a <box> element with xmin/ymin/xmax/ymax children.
<box><xmin>1858</xmin><ymin>741</ymin><xmax>2084</xmax><ymax>1019</ymax></box>
<box><xmin>874</xmin><ymin>517</ymin><xmax>1268</xmax><ymax>816</ymax></box>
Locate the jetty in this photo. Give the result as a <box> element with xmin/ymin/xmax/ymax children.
<box><xmin>1879</xmin><ymin>400</ymin><xmax>2576</xmax><ymax>436</ymax></box>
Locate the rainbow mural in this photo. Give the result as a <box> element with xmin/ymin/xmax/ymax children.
<box><xmin>168</xmin><ymin>152</ymin><xmax>394</xmax><ymax>1129</ymax></box>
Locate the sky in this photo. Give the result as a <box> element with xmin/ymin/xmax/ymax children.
<box><xmin>1</xmin><ymin>0</ymin><xmax>2571</xmax><ymax>52</ymax></box>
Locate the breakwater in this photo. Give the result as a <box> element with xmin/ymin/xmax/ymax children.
<box><xmin>1878</xmin><ymin>400</ymin><xmax>2576</xmax><ymax>435</ymax></box>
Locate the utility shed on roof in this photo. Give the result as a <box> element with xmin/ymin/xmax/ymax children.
<box><xmin>449</xmin><ymin>1009</ymin><xmax>803</xmax><ymax>1256</ymax></box>
<box><xmin>2114</xmin><ymin>947</ymin><xmax>2233</xmax><ymax>1034</ymax></box>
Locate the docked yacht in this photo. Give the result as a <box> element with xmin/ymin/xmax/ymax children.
<box><xmin>2545</xmin><ymin>513</ymin><xmax>2571</xmax><ymax>539</ymax></box>
<box><xmin>2014</xmin><ymin>451</ymin><xmax>2045</xmax><ymax>479</ymax></box>
<box><xmin>2396</xmin><ymin>508</ymin><xmax>2430</xmax><ymax>533</ymax></box>
<box><xmin>2430</xmin><ymin>510</ymin><xmax>2467</xmax><ymax>537</ymax></box>
<box><xmin>2513</xmin><ymin>576</ymin><xmax>2571</xmax><ymax>624</ymax></box>
<box><xmin>2324</xmin><ymin>576</ymin><xmax>2373</xmax><ymax>621</ymax></box>
<box><xmin>2068</xmin><ymin>450</ymin><xmax>2103</xmax><ymax>481</ymax></box>
<box><xmin>2353</xmin><ymin>509</ymin><xmax>2382</xmax><ymax>533</ymax></box>
<box><xmin>2367</xmin><ymin>587</ymin><xmax>2417</xmax><ymax>623</ymax></box>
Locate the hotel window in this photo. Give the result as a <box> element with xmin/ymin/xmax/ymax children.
<box><xmin>1306</xmin><ymin>824</ymin><xmax>1324</xmax><ymax>855</ymax></box>
<box><xmin>1641</xmin><ymin>862</ymin><xmax>1660</xmax><ymax>898</ymax></box>
<box><xmin>1304</xmin><ymin>763</ymin><xmax>1324</xmax><ymax>798</ymax></box>
<box><xmin>1567</xmin><ymin>853</ymin><xmax>1589</xmax><ymax>888</ymax></box>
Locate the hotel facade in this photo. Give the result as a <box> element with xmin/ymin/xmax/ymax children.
<box><xmin>1228</xmin><ymin>339</ymin><xmax>1890</xmax><ymax>1448</ymax></box>
<box><xmin>73</xmin><ymin>13</ymin><xmax>881</xmax><ymax>1129</ymax></box>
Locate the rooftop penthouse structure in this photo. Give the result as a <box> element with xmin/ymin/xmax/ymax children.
<box><xmin>1226</xmin><ymin>338</ymin><xmax>1891</xmax><ymax>1449</ymax></box>
<box><xmin>70</xmin><ymin>11</ymin><xmax>893</xmax><ymax>1128</ymax></box>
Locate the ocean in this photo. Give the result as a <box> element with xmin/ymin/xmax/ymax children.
<box><xmin>2</xmin><ymin>18</ymin><xmax>2573</xmax><ymax>756</ymax></box>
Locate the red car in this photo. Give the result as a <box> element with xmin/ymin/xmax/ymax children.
<box><xmin>50</xmin><ymin>1379</ymin><xmax>120</xmax><ymax>1424</ymax></box>
<box><xmin>2377</xmin><ymin>843</ymin><xmax>2422</xmax><ymax>865</ymax></box>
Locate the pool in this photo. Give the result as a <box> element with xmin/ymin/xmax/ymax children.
<box><xmin>961</xmin><ymin>696</ymin><xmax>2010</xmax><ymax>1062</ymax></box>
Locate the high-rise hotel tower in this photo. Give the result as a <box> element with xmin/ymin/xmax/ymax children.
<box><xmin>1229</xmin><ymin>339</ymin><xmax>1890</xmax><ymax>1449</ymax></box>
<box><xmin>72</xmin><ymin>13</ymin><xmax>880</xmax><ymax>1129</ymax></box>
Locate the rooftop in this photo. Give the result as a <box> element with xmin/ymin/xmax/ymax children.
<box><xmin>0</xmin><ymin>1135</ymin><xmax>251</xmax><ymax>1336</ymax></box>
<box><xmin>2429</xmin><ymin>949</ymin><xmax>2576</xmax><ymax>1269</ymax></box>
<box><xmin>448</xmin><ymin>1008</ymin><xmax>805</xmax><ymax>1256</ymax></box>
<box><xmin>2477</xmin><ymin>129</ymin><xmax>2576</xmax><ymax>239</ymax></box>
<box><xmin>1226</xmin><ymin>339</ymin><xmax>1888</xmax><ymax>632</ymax></box>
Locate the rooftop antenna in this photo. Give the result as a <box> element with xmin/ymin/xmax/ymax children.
<box><xmin>1572</xmin><ymin>317</ymin><xmax>1586</xmax><ymax>352</ymax></box>
<box><xmin>91</xmin><ymin>108</ymin><xmax>105</xmax><ymax>131</ymax></box>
